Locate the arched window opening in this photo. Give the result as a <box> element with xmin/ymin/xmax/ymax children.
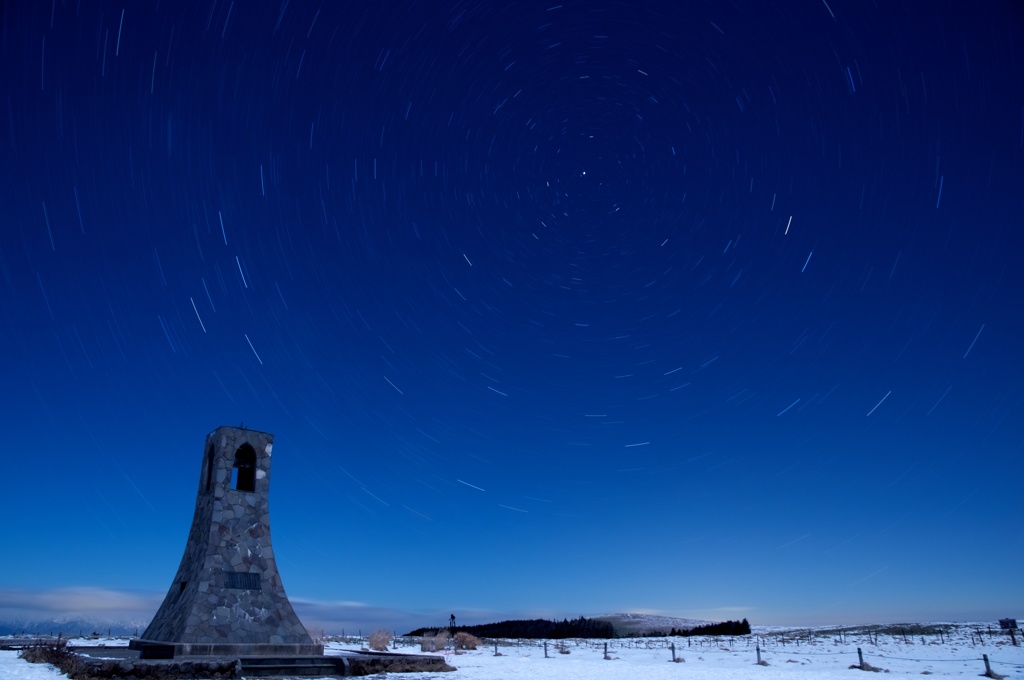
<box><xmin>231</xmin><ymin>443</ymin><xmax>257</xmax><ymax>492</ymax></box>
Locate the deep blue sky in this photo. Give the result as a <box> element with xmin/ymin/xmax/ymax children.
<box><xmin>1</xmin><ymin>0</ymin><xmax>1021</xmax><ymax>632</ymax></box>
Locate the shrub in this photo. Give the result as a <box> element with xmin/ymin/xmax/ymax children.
<box><xmin>19</xmin><ymin>637</ymin><xmax>75</xmax><ymax>667</ymax></box>
<box><xmin>454</xmin><ymin>632</ymin><xmax>481</xmax><ymax>650</ymax></box>
<box><xmin>420</xmin><ymin>630</ymin><xmax>450</xmax><ymax>652</ymax></box>
<box><xmin>368</xmin><ymin>629</ymin><xmax>394</xmax><ymax>651</ymax></box>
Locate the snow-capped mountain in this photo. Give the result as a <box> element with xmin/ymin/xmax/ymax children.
<box><xmin>0</xmin><ymin>617</ymin><xmax>145</xmax><ymax>637</ymax></box>
<box><xmin>593</xmin><ymin>612</ymin><xmax>716</xmax><ymax>636</ymax></box>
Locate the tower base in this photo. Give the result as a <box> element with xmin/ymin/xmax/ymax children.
<box><xmin>128</xmin><ymin>638</ymin><xmax>324</xmax><ymax>658</ymax></box>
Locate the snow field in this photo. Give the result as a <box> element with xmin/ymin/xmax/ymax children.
<box><xmin>3</xmin><ymin>624</ymin><xmax>1022</xmax><ymax>680</ymax></box>
<box><xmin>0</xmin><ymin>650</ymin><xmax>67</xmax><ymax>680</ymax></box>
<box><xmin>324</xmin><ymin>625</ymin><xmax>1024</xmax><ymax>680</ymax></box>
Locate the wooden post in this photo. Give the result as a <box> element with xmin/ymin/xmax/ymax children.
<box><xmin>756</xmin><ymin>645</ymin><xmax>761</xmax><ymax>664</ymax></box>
<box><xmin>671</xmin><ymin>643</ymin><xmax>676</xmax><ymax>662</ymax></box>
<box><xmin>604</xmin><ymin>642</ymin><xmax>609</xmax><ymax>660</ymax></box>
<box><xmin>1010</xmin><ymin>628</ymin><xmax>1018</xmax><ymax>646</ymax></box>
<box><xmin>544</xmin><ymin>640</ymin><xmax>548</xmax><ymax>658</ymax></box>
<box><xmin>857</xmin><ymin>648</ymin><xmax>864</xmax><ymax>668</ymax></box>
<box><xmin>983</xmin><ymin>654</ymin><xmax>992</xmax><ymax>676</ymax></box>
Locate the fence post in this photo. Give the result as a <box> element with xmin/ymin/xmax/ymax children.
<box><xmin>544</xmin><ymin>641</ymin><xmax>548</xmax><ymax>658</ymax></box>
<box><xmin>857</xmin><ymin>648</ymin><xmax>864</xmax><ymax>669</ymax></box>
<box><xmin>983</xmin><ymin>654</ymin><xmax>992</xmax><ymax>676</ymax></box>
<box><xmin>670</xmin><ymin>643</ymin><xmax>676</xmax><ymax>662</ymax></box>
<box><xmin>756</xmin><ymin>645</ymin><xmax>761</xmax><ymax>664</ymax></box>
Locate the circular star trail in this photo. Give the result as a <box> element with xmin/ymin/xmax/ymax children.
<box><xmin>1</xmin><ymin>0</ymin><xmax>1021</xmax><ymax>627</ymax></box>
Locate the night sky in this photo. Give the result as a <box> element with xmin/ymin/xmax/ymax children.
<box><xmin>1</xmin><ymin>0</ymin><xmax>1022</xmax><ymax>631</ymax></box>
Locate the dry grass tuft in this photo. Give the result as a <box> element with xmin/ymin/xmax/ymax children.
<box><xmin>420</xmin><ymin>629</ymin><xmax>451</xmax><ymax>652</ymax></box>
<box><xmin>454</xmin><ymin>632</ymin><xmax>482</xmax><ymax>650</ymax></box>
<box><xmin>368</xmin><ymin>629</ymin><xmax>394</xmax><ymax>651</ymax></box>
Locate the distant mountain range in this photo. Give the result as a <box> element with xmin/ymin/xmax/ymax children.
<box><xmin>0</xmin><ymin>618</ymin><xmax>145</xmax><ymax>637</ymax></box>
<box><xmin>593</xmin><ymin>613</ymin><xmax>716</xmax><ymax>636</ymax></box>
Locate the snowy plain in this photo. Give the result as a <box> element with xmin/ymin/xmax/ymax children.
<box><xmin>2</xmin><ymin>623</ymin><xmax>1023</xmax><ymax>680</ymax></box>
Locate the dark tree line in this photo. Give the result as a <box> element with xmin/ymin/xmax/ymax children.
<box><xmin>406</xmin><ymin>616</ymin><xmax>751</xmax><ymax>639</ymax></box>
<box><xmin>668</xmin><ymin>619</ymin><xmax>751</xmax><ymax>637</ymax></box>
<box><xmin>406</xmin><ymin>616</ymin><xmax>614</xmax><ymax>639</ymax></box>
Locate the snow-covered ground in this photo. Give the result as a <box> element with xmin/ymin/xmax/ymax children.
<box><xmin>3</xmin><ymin>623</ymin><xmax>1022</xmax><ymax>679</ymax></box>
<box><xmin>351</xmin><ymin>626</ymin><xmax>1024</xmax><ymax>680</ymax></box>
<box><xmin>0</xmin><ymin>650</ymin><xmax>66</xmax><ymax>680</ymax></box>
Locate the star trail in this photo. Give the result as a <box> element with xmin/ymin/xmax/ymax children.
<box><xmin>1</xmin><ymin>0</ymin><xmax>1021</xmax><ymax>629</ymax></box>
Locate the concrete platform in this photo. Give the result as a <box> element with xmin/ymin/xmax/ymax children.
<box><xmin>129</xmin><ymin>637</ymin><xmax>324</xmax><ymax>657</ymax></box>
<box><xmin>73</xmin><ymin>644</ymin><xmax>455</xmax><ymax>677</ymax></box>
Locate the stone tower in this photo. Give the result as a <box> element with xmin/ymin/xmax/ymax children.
<box><xmin>133</xmin><ymin>426</ymin><xmax>320</xmax><ymax>656</ymax></box>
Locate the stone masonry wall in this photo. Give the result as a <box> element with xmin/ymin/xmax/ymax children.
<box><xmin>140</xmin><ymin>426</ymin><xmax>313</xmax><ymax>646</ymax></box>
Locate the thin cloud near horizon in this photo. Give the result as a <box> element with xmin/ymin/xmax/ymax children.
<box><xmin>0</xmin><ymin>587</ymin><xmax>1004</xmax><ymax>633</ymax></box>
